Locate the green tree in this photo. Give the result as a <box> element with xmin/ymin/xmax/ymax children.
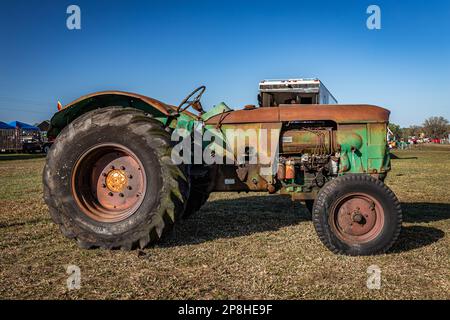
<box><xmin>388</xmin><ymin>123</ymin><xmax>402</xmax><ymax>140</ymax></box>
<box><xmin>401</xmin><ymin>125</ymin><xmax>423</xmax><ymax>139</ymax></box>
<box><xmin>409</xmin><ymin>125</ymin><xmax>423</xmax><ymax>137</ymax></box>
<box><xmin>422</xmin><ymin>116</ymin><xmax>449</xmax><ymax>139</ymax></box>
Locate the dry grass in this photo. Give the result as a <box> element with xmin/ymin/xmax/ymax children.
<box><xmin>0</xmin><ymin>145</ymin><xmax>449</xmax><ymax>300</ymax></box>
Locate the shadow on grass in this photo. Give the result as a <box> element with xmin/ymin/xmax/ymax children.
<box><xmin>401</xmin><ymin>202</ymin><xmax>450</xmax><ymax>223</ymax></box>
<box><xmin>0</xmin><ymin>154</ymin><xmax>45</xmax><ymax>161</ymax></box>
<box><xmin>390</xmin><ymin>153</ymin><xmax>418</xmax><ymax>160</ymax></box>
<box><xmin>390</xmin><ymin>225</ymin><xmax>445</xmax><ymax>253</ymax></box>
<box><xmin>162</xmin><ymin>196</ymin><xmax>448</xmax><ymax>253</ymax></box>
<box><xmin>0</xmin><ymin>217</ymin><xmax>51</xmax><ymax>229</ymax></box>
<box><xmin>163</xmin><ymin>195</ymin><xmax>308</xmax><ymax>247</ymax></box>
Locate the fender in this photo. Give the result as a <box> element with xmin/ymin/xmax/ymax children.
<box><xmin>48</xmin><ymin>91</ymin><xmax>179</xmax><ymax>138</ymax></box>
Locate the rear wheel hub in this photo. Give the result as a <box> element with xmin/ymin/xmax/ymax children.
<box><xmin>71</xmin><ymin>144</ymin><xmax>146</xmax><ymax>223</ymax></box>
<box><xmin>106</xmin><ymin>169</ymin><xmax>128</xmax><ymax>193</ymax></box>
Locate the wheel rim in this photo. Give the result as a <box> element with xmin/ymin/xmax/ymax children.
<box><xmin>71</xmin><ymin>143</ymin><xmax>146</xmax><ymax>223</ymax></box>
<box><xmin>329</xmin><ymin>193</ymin><xmax>384</xmax><ymax>244</ymax></box>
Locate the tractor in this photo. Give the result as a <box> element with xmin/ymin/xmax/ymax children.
<box><xmin>43</xmin><ymin>81</ymin><xmax>402</xmax><ymax>255</ymax></box>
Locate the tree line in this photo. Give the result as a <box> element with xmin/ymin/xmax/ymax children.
<box><xmin>389</xmin><ymin>116</ymin><xmax>449</xmax><ymax>140</ymax></box>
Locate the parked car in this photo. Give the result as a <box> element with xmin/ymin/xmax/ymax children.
<box><xmin>42</xmin><ymin>141</ymin><xmax>53</xmax><ymax>154</ymax></box>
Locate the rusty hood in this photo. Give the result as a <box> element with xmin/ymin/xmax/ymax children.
<box><xmin>205</xmin><ymin>104</ymin><xmax>390</xmax><ymax>125</ymax></box>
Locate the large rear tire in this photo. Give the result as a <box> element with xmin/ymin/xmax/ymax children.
<box><xmin>183</xmin><ymin>189</ymin><xmax>210</xmax><ymax>218</ymax></box>
<box><xmin>43</xmin><ymin>107</ymin><xmax>189</xmax><ymax>250</ymax></box>
<box><xmin>312</xmin><ymin>174</ymin><xmax>402</xmax><ymax>256</ymax></box>
<box><xmin>182</xmin><ymin>166</ymin><xmax>210</xmax><ymax>218</ymax></box>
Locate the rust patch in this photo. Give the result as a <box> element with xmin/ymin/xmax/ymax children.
<box><xmin>71</xmin><ymin>143</ymin><xmax>146</xmax><ymax>223</ymax></box>
<box><xmin>206</xmin><ymin>104</ymin><xmax>390</xmax><ymax>125</ymax></box>
<box><xmin>209</xmin><ymin>107</ymin><xmax>279</xmax><ymax>124</ymax></box>
<box><xmin>58</xmin><ymin>90</ymin><xmax>178</xmax><ymax>116</ymax></box>
<box><xmin>329</xmin><ymin>192</ymin><xmax>385</xmax><ymax>244</ymax></box>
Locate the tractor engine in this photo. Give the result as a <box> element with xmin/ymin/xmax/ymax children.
<box><xmin>277</xmin><ymin>121</ymin><xmax>339</xmax><ymax>193</ymax></box>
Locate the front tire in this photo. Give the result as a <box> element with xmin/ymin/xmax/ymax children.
<box><xmin>43</xmin><ymin>107</ymin><xmax>189</xmax><ymax>250</ymax></box>
<box><xmin>312</xmin><ymin>174</ymin><xmax>402</xmax><ymax>256</ymax></box>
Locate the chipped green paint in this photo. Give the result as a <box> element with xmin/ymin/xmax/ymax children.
<box><xmin>337</xmin><ymin>123</ymin><xmax>389</xmax><ymax>175</ymax></box>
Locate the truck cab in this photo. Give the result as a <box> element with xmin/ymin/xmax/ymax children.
<box><xmin>258</xmin><ymin>78</ymin><xmax>338</xmax><ymax>107</ymax></box>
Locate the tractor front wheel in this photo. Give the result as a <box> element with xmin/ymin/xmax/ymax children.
<box><xmin>312</xmin><ymin>174</ymin><xmax>402</xmax><ymax>255</ymax></box>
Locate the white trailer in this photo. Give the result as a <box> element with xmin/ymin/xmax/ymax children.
<box><xmin>258</xmin><ymin>78</ymin><xmax>338</xmax><ymax>107</ymax></box>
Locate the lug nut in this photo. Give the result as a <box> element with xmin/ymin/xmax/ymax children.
<box><xmin>102</xmin><ymin>184</ymin><xmax>106</xmax><ymax>188</ymax></box>
<box><xmin>120</xmin><ymin>166</ymin><xmax>126</xmax><ymax>170</ymax></box>
<box><xmin>119</xmin><ymin>193</ymin><xmax>124</xmax><ymax>197</ymax></box>
<box><xmin>108</xmin><ymin>192</ymin><xmax>113</xmax><ymax>197</ymax></box>
<box><xmin>110</xmin><ymin>165</ymin><xmax>115</xmax><ymax>170</ymax></box>
<box><xmin>129</xmin><ymin>175</ymin><xmax>133</xmax><ymax>179</ymax></box>
<box><xmin>127</xmin><ymin>186</ymin><xmax>132</xmax><ymax>190</ymax></box>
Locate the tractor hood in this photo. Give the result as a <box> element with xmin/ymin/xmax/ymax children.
<box><xmin>205</xmin><ymin>104</ymin><xmax>390</xmax><ymax>125</ymax></box>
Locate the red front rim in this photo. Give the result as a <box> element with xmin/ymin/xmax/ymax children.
<box><xmin>71</xmin><ymin>144</ymin><xmax>146</xmax><ymax>223</ymax></box>
<box><xmin>329</xmin><ymin>193</ymin><xmax>385</xmax><ymax>244</ymax></box>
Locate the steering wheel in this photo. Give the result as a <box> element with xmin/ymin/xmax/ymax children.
<box><xmin>177</xmin><ymin>86</ymin><xmax>206</xmax><ymax>114</ymax></box>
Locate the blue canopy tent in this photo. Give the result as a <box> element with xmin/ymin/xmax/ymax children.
<box><xmin>0</xmin><ymin>121</ymin><xmax>19</xmax><ymax>151</ymax></box>
<box><xmin>7</xmin><ymin>121</ymin><xmax>42</xmax><ymax>153</ymax></box>
<box><xmin>0</xmin><ymin>121</ymin><xmax>15</xmax><ymax>130</ymax></box>
<box><xmin>8</xmin><ymin>121</ymin><xmax>40</xmax><ymax>131</ymax></box>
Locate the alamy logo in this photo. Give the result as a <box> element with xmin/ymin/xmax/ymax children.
<box><xmin>366</xmin><ymin>5</ymin><xmax>381</xmax><ymax>30</ymax></box>
<box><xmin>170</xmin><ymin>125</ymin><xmax>280</xmax><ymax>176</ymax></box>
<box><xmin>366</xmin><ymin>265</ymin><xmax>381</xmax><ymax>289</ymax></box>
<box><xmin>66</xmin><ymin>5</ymin><xmax>81</xmax><ymax>30</ymax></box>
<box><xmin>66</xmin><ymin>265</ymin><xmax>81</xmax><ymax>290</ymax></box>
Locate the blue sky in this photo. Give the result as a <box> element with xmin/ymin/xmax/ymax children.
<box><xmin>0</xmin><ymin>0</ymin><xmax>449</xmax><ymax>127</ymax></box>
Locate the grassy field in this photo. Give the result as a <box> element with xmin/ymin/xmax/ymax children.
<box><xmin>0</xmin><ymin>145</ymin><xmax>449</xmax><ymax>299</ymax></box>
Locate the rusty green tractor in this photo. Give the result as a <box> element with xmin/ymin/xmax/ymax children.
<box><xmin>43</xmin><ymin>83</ymin><xmax>402</xmax><ymax>255</ymax></box>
